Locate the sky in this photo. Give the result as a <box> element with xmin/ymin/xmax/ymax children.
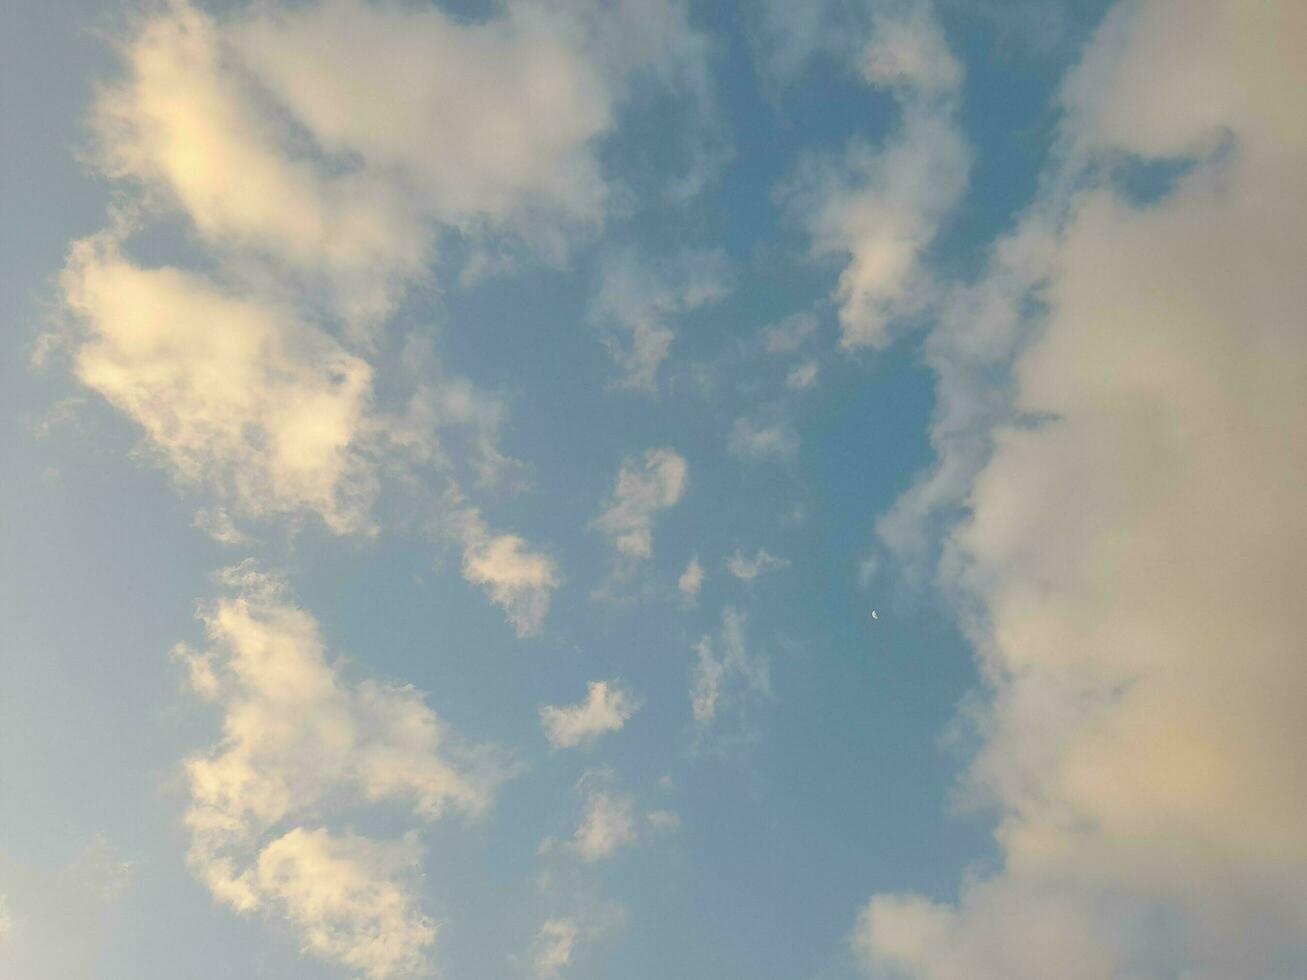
<box><xmin>1</xmin><ymin>1</ymin><xmax>1305</xmax><ymax>978</ymax></box>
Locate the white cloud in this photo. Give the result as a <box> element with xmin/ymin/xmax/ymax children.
<box><xmin>857</xmin><ymin>2</ymin><xmax>1307</xmax><ymax>977</ymax></box>
<box><xmin>256</xmin><ymin>829</ymin><xmax>435</xmax><ymax>980</ymax></box>
<box><xmin>593</xmin><ymin>448</ymin><xmax>688</xmax><ymax>562</ymax></box>
<box><xmin>589</xmin><ymin>247</ymin><xmax>732</xmax><ymax>390</ymax></box>
<box><xmin>87</xmin><ymin>0</ymin><xmax>425</xmax><ymax>330</ymax></box>
<box><xmin>569</xmin><ymin>780</ymin><xmax>637</xmax><ymax>863</ymax></box>
<box><xmin>786</xmin><ymin>360</ymin><xmax>820</xmax><ymax>390</ymax></box>
<box><xmin>175</xmin><ymin>565</ymin><xmax>511</xmax><ymax>977</ymax></box>
<box><xmin>691</xmin><ymin>607</ymin><xmax>770</xmax><ymax>727</ymax></box>
<box><xmin>231</xmin><ymin>0</ymin><xmax>613</xmax><ymax>234</ymax></box>
<box><xmin>781</xmin><ymin>1</ymin><xmax>969</xmax><ymax>349</ymax></box>
<box><xmin>729</xmin><ymin>413</ymin><xmax>799</xmax><ymax>463</ymax></box>
<box><xmin>62</xmin><ymin>236</ymin><xmax>379</xmax><ymax>534</ymax></box>
<box><xmin>540</xmin><ymin>681</ymin><xmax>641</xmax><ymax>750</ymax></box>
<box><xmin>60</xmin><ymin>0</ymin><xmax>710</xmax><ymax>638</ymax></box>
<box><xmin>726</xmin><ymin>549</ymin><xmax>790</xmax><ymax>582</ymax></box>
<box><xmin>460</xmin><ymin>518</ymin><xmax>561</xmax><ymax>638</ymax></box>
<box><xmin>59</xmin><ymin>236</ymin><xmax>554</xmax><ymax>635</ymax></box>
<box><xmin>677</xmin><ymin>556</ymin><xmax>705</xmax><ymax>601</ymax></box>
<box><xmin>532</xmin><ymin>917</ymin><xmax>579</xmax><ymax>979</ymax></box>
<box><xmin>87</xmin><ymin>0</ymin><xmax>719</xmax><ymax>328</ymax></box>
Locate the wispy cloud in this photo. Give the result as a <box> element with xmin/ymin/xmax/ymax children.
<box><xmin>593</xmin><ymin>448</ymin><xmax>688</xmax><ymax>565</ymax></box>
<box><xmin>779</xmin><ymin>1</ymin><xmax>969</xmax><ymax>349</ymax></box>
<box><xmin>589</xmin><ymin>247</ymin><xmax>732</xmax><ymax>391</ymax></box>
<box><xmin>691</xmin><ymin>607</ymin><xmax>771</xmax><ymax>729</ymax></box>
<box><xmin>726</xmin><ymin>548</ymin><xmax>790</xmax><ymax>583</ymax></box>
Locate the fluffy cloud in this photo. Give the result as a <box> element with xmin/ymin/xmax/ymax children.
<box><xmin>593</xmin><ymin>448</ymin><xmax>688</xmax><ymax>563</ymax></box>
<box><xmin>231</xmin><ymin>0</ymin><xmax>613</xmax><ymax>237</ymax></box>
<box><xmin>61</xmin><ymin>0</ymin><xmax>717</xmax><ymax>635</ymax></box>
<box><xmin>781</xmin><ymin>1</ymin><xmax>969</xmax><ymax>349</ymax></box>
<box><xmin>460</xmin><ymin>518</ymin><xmax>561</xmax><ymax>638</ymax></box>
<box><xmin>256</xmin><ymin>829</ymin><xmax>435</xmax><ymax>980</ymax></box>
<box><xmin>725</xmin><ymin>548</ymin><xmax>789</xmax><ymax>582</ymax></box>
<box><xmin>175</xmin><ymin>565</ymin><xmax>511</xmax><ymax>977</ymax></box>
<box><xmin>690</xmin><ymin>607</ymin><xmax>770</xmax><ymax>727</ymax></box>
<box><xmin>540</xmin><ymin>680</ymin><xmax>641</xmax><ymax>750</ymax></box>
<box><xmin>58</xmin><ymin>231</ymin><xmax>561</xmax><ymax>641</ymax></box>
<box><xmin>89</xmin><ymin>0</ymin><xmax>424</xmax><ymax>328</ymax></box>
<box><xmin>857</xmin><ymin>2</ymin><xmax>1307</xmax><ymax>977</ymax></box>
<box><xmin>88</xmin><ymin>0</ymin><xmax>719</xmax><ymax>326</ymax></box>
<box><xmin>589</xmin><ymin>247</ymin><xmax>732</xmax><ymax>390</ymax></box>
<box><xmin>62</xmin><ymin>235</ymin><xmax>379</xmax><ymax>533</ymax></box>
<box><xmin>62</xmin><ymin>232</ymin><xmax>557</xmax><ymax>633</ymax></box>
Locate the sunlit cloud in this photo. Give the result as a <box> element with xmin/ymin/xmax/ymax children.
<box><xmin>175</xmin><ymin>564</ymin><xmax>514</xmax><ymax>977</ymax></box>
<box><xmin>857</xmin><ymin>3</ymin><xmax>1307</xmax><ymax>977</ymax></box>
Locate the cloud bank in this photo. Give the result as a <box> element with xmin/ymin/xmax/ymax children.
<box><xmin>857</xmin><ymin>2</ymin><xmax>1307</xmax><ymax>977</ymax></box>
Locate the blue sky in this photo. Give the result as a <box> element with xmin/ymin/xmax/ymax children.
<box><xmin>2</xmin><ymin>1</ymin><xmax>1305</xmax><ymax>978</ymax></box>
